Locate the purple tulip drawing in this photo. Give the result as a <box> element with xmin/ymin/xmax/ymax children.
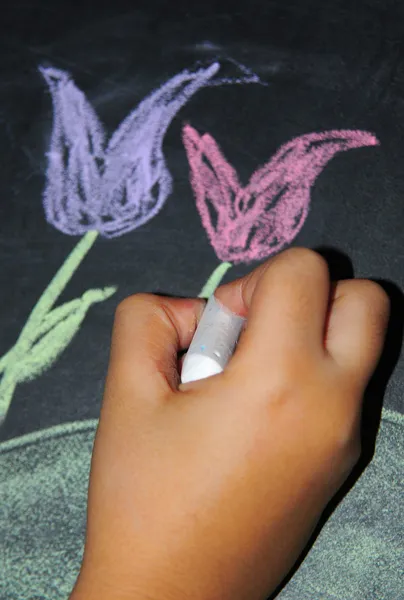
<box><xmin>41</xmin><ymin>62</ymin><xmax>233</xmax><ymax>237</ymax></box>
<box><xmin>182</xmin><ymin>124</ymin><xmax>379</xmax><ymax>296</ymax></box>
<box><xmin>0</xmin><ymin>61</ymin><xmax>260</xmax><ymax>422</ymax></box>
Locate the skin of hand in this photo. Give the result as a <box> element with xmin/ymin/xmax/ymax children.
<box><xmin>70</xmin><ymin>248</ymin><xmax>389</xmax><ymax>600</ymax></box>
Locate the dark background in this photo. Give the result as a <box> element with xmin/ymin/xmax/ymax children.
<box><xmin>1</xmin><ymin>0</ymin><xmax>403</xmax><ymax>441</ymax></box>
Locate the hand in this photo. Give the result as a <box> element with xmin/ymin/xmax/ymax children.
<box><xmin>70</xmin><ymin>248</ymin><xmax>389</xmax><ymax>600</ymax></box>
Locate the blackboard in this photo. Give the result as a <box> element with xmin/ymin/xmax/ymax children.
<box><xmin>1</xmin><ymin>1</ymin><xmax>403</xmax><ymax>598</ymax></box>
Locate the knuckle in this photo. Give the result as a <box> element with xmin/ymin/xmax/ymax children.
<box><xmin>349</xmin><ymin>280</ymin><xmax>390</xmax><ymax>331</ymax></box>
<box><xmin>322</xmin><ymin>400</ymin><xmax>362</xmax><ymax>468</ymax></box>
<box><xmin>115</xmin><ymin>293</ymin><xmax>155</xmax><ymax>318</ymax></box>
<box><xmin>283</xmin><ymin>247</ymin><xmax>329</xmax><ymax>281</ymax></box>
<box><xmin>358</xmin><ymin>280</ymin><xmax>390</xmax><ymax>315</ymax></box>
<box><xmin>330</xmin><ymin>420</ymin><xmax>360</xmax><ymax>457</ymax></box>
<box><xmin>256</xmin><ymin>354</ymin><xmax>312</xmax><ymax>407</ymax></box>
<box><xmin>348</xmin><ymin>436</ymin><xmax>362</xmax><ymax>465</ymax></box>
<box><xmin>332</xmin><ymin>429</ymin><xmax>362</xmax><ymax>475</ymax></box>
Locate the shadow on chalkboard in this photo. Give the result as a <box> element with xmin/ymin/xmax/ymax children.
<box><xmin>269</xmin><ymin>248</ymin><xmax>404</xmax><ymax>599</ymax></box>
<box><xmin>315</xmin><ymin>245</ymin><xmax>354</xmax><ymax>279</ymax></box>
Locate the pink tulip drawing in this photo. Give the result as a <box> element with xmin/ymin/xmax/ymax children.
<box><xmin>182</xmin><ymin>124</ymin><xmax>379</xmax><ymax>296</ymax></box>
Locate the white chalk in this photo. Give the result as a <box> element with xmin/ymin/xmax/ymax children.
<box><xmin>181</xmin><ymin>295</ymin><xmax>246</xmax><ymax>384</ymax></box>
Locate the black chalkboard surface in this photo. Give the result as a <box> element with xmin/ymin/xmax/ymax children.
<box><xmin>1</xmin><ymin>1</ymin><xmax>403</xmax><ymax>599</ymax></box>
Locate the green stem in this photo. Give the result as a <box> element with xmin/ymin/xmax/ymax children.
<box><xmin>199</xmin><ymin>262</ymin><xmax>232</xmax><ymax>298</ymax></box>
<box><xmin>19</xmin><ymin>230</ymin><xmax>99</xmax><ymax>348</ymax></box>
<box><xmin>0</xmin><ymin>231</ymin><xmax>100</xmax><ymax>422</ymax></box>
<box><xmin>0</xmin><ymin>348</ymin><xmax>14</xmax><ymax>376</ymax></box>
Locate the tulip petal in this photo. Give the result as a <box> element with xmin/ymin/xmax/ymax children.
<box><xmin>241</xmin><ymin>130</ymin><xmax>379</xmax><ymax>261</ymax></box>
<box><xmin>40</xmin><ymin>67</ymin><xmax>105</xmax><ymax>235</ymax></box>
<box><xmin>100</xmin><ymin>64</ymin><xmax>221</xmax><ymax>238</ymax></box>
<box><xmin>183</xmin><ymin>124</ymin><xmax>242</xmax><ymax>260</ymax></box>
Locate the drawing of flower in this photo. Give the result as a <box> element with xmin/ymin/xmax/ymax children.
<box><xmin>182</xmin><ymin>124</ymin><xmax>379</xmax><ymax>296</ymax></box>
<box><xmin>0</xmin><ymin>61</ymin><xmax>259</xmax><ymax>422</ymax></box>
<box><xmin>40</xmin><ymin>63</ymin><xmax>229</xmax><ymax>237</ymax></box>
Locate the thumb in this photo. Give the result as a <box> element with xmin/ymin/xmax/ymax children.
<box><xmin>104</xmin><ymin>294</ymin><xmax>205</xmax><ymax>406</ymax></box>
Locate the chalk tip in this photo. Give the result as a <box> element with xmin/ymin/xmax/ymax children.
<box><xmin>181</xmin><ymin>354</ymin><xmax>222</xmax><ymax>384</ymax></box>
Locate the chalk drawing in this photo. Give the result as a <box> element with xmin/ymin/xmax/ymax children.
<box><xmin>0</xmin><ymin>232</ymin><xmax>115</xmax><ymax>422</ymax></box>
<box><xmin>0</xmin><ymin>61</ymin><xmax>261</xmax><ymax>423</ymax></box>
<box><xmin>183</xmin><ymin>125</ymin><xmax>379</xmax><ymax>297</ymax></box>
<box><xmin>198</xmin><ymin>261</ymin><xmax>232</xmax><ymax>298</ymax></box>
<box><xmin>42</xmin><ymin>63</ymin><xmax>224</xmax><ymax>237</ymax></box>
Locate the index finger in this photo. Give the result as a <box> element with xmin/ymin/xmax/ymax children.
<box><xmin>215</xmin><ymin>248</ymin><xmax>331</xmax><ymax>374</ymax></box>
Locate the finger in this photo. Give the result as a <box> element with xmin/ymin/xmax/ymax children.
<box><xmin>105</xmin><ymin>294</ymin><xmax>206</xmax><ymax>401</ymax></box>
<box><xmin>325</xmin><ymin>279</ymin><xmax>390</xmax><ymax>388</ymax></box>
<box><xmin>215</xmin><ymin>248</ymin><xmax>331</xmax><ymax>370</ymax></box>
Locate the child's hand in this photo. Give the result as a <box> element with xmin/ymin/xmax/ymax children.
<box><xmin>70</xmin><ymin>248</ymin><xmax>389</xmax><ymax>600</ymax></box>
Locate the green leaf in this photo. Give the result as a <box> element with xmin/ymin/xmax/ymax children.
<box><xmin>30</xmin><ymin>298</ymin><xmax>83</xmax><ymax>341</ymax></box>
<box><xmin>0</xmin><ymin>348</ymin><xmax>14</xmax><ymax>376</ymax></box>
<box><xmin>30</xmin><ymin>286</ymin><xmax>116</xmax><ymax>345</ymax></box>
<box><xmin>0</xmin><ymin>285</ymin><xmax>116</xmax><ymax>419</ymax></box>
<box><xmin>18</xmin><ymin>230</ymin><xmax>99</xmax><ymax>348</ymax></box>
<box><xmin>18</xmin><ymin>286</ymin><xmax>116</xmax><ymax>383</ymax></box>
